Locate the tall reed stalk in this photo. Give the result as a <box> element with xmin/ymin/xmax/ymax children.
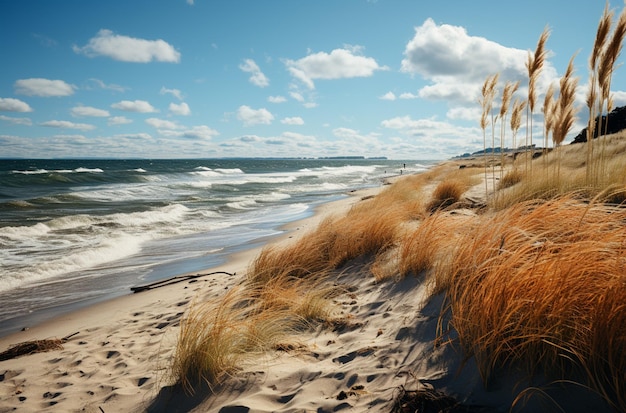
<box><xmin>551</xmin><ymin>55</ymin><xmax>579</xmax><ymax>180</ymax></box>
<box><xmin>598</xmin><ymin>7</ymin><xmax>626</xmax><ymax>183</ymax></box>
<box><xmin>541</xmin><ymin>82</ymin><xmax>556</xmax><ymax>168</ymax></box>
<box><xmin>510</xmin><ymin>98</ymin><xmax>526</xmax><ymax>171</ymax></box>
<box><xmin>586</xmin><ymin>3</ymin><xmax>613</xmax><ymax>185</ymax></box>
<box><xmin>498</xmin><ymin>81</ymin><xmax>519</xmax><ymax>182</ymax></box>
<box><xmin>479</xmin><ymin>73</ymin><xmax>499</xmax><ymax>199</ymax></box>
<box><xmin>525</xmin><ymin>27</ymin><xmax>550</xmax><ymax>174</ymax></box>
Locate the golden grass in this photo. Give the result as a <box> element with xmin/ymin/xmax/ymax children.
<box><xmin>493</xmin><ymin>133</ymin><xmax>626</xmax><ymax>209</ymax></box>
<box><xmin>398</xmin><ymin>212</ymin><xmax>471</xmax><ymax>283</ymax></box>
<box><xmin>426</xmin><ymin>180</ymin><xmax>466</xmax><ymax>212</ymax></box>
<box><xmin>435</xmin><ymin>195</ymin><xmax>626</xmax><ymax>408</ymax></box>
<box><xmin>171</xmin><ymin>286</ymin><xmax>301</xmax><ymax>394</ymax></box>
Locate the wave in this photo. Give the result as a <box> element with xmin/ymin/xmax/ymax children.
<box><xmin>226</xmin><ymin>192</ymin><xmax>291</xmax><ymax>210</ymax></box>
<box><xmin>12</xmin><ymin>167</ymin><xmax>104</xmax><ymax>175</ymax></box>
<box><xmin>0</xmin><ymin>233</ymin><xmax>148</xmax><ymax>293</ymax></box>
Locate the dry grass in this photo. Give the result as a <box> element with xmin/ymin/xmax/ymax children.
<box><xmin>426</xmin><ymin>180</ymin><xmax>467</xmax><ymax>212</ymax></box>
<box><xmin>171</xmin><ymin>286</ymin><xmax>301</xmax><ymax>394</ymax></box>
<box><xmin>493</xmin><ymin>134</ymin><xmax>626</xmax><ymax>209</ymax></box>
<box><xmin>435</xmin><ymin>196</ymin><xmax>626</xmax><ymax>408</ymax></box>
<box><xmin>398</xmin><ymin>212</ymin><xmax>472</xmax><ymax>286</ymax></box>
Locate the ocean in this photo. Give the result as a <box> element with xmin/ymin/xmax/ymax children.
<box><xmin>0</xmin><ymin>158</ymin><xmax>435</xmax><ymax>336</ymax></box>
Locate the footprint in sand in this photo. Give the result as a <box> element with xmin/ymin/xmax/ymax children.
<box><xmin>332</xmin><ymin>347</ymin><xmax>377</xmax><ymax>364</ymax></box>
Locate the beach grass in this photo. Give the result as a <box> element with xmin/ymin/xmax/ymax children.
<box><xmin>170</xmin><ymin>5</ymin><xmax>626</xmax><ymax>409</ymax></box>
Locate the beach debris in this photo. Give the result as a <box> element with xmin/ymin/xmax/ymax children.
<box><xmin>0</xmin><ymin>332</ymin><xmax>79</xmax><ymax>361</ymax></box>
<box><xmin>130</xmin><ymin>271</ymin><xmax>235</xmax><ymax>293</ymax></box>
<box><xmin>390</xmin><ymin>384</ymin><xmax>491</xmax><ymax>413</ymax></box>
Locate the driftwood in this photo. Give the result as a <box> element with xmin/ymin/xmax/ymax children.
<box><xmin>0</xmin><ymin>331</ymin><xmax>79</xmax><ymax>361</ymax></box>
<box><xmin>130</xmin><ymin>271</ymin><xmax>235</xmax><ymax>293</ymax></box>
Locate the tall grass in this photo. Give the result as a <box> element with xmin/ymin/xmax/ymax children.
<box><xmin>493</xmin><ymin>133</ymin><xmax>626</xmax><ymax>209</ymax></box>
<box><xmin>171</xmin><ymin>287</ymin><xmax>301</xmax><ymax>394</ymax></box>
<box><xmin>480</xmin><ymin>73</ymin><xmax>500</xmax><ymax>198</ymax></box>
<box><xmin>525</xmin><ymin>26</ymin><xmax>550</xmax><ymax>173</ymax></box>
<box><xmin>434</xmin><ymin>196</ymin><xmax>626</xmax><ymax>409</ymax></box>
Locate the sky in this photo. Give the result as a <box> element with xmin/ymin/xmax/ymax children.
<box><xmin>2</xmin><ymin>0</ymin><xmax>626</xmax><ymax>160</ymax></box>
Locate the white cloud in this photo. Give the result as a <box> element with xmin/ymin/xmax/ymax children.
<box><xmin>401</xmin><ymin>18</ymin><xmax>523</xmax><ymax>80</ymax></box>
<box><xmin>0</xmin><ymin>115</ymin><xmax>32</xmax><ymax>125</ymax></box>
<box><xmin>146</xmin><ymin>117</ymin><xmax>179</xmax><ymax>130</ymax></box>
<box><xmin>236</xmin><ymin>105</ymin><xmax>274</xmax><ymax>126</ymax></box>
<box><xmin>74</xmin><ymin>29</ymin><xmax>181</xmax><ymax>63</ymax></box>
<box><xmin>111</xmin><ymin>100</ymin><xmax>157</xmax><ymax>113</ymax></box>
<box><xmin>187</xmin><ymin>0</ymin><xmax>194</xmax><ymax>4</ymax></box>
<box><xmin>71</xmin><ymin>105</ymin><xmax>110</xmax><ymax>117</ymax></box>
<box><xmin>240</xmin><ymin>135</ymin><xmax>261</xmax><ymax>143</ymax></box>
<box><xmin>289</xmin><ymin>91</ymin><xmax>304</xmax><ymax>102</ymax></box>
<box><xmin>15</xmin><ymin>78</ymin><xmax>76</xmax><ymax>97</ymax></box>
<box><xmin>155</xmin><ymin>125</ymin><xmax>219</xmax><ymax>140</ymax></box>
<box><xmin>183</xmin><ymin>125</ymin><xmax>219</xmax><ymax>140</ymax></box>
<box><xmin>281</xmin><ymin>116</ymin><xmax>304</xmax><ymax>125</ymax></box>
<box><xmin>160</xmin><ymin>87</ymin><xmax>183</xmax><ymax>100</ymax></box>
<box><xmin>381</xmin><ymin>115</ymin><xmax>481</xmax><ymax>150</ymax></box>
<box><xmin>332</xmin><ymin>127</ymin><xmax>380</xmax><ymax>146</ymax></box>
<box><xmin>239</xmin><ymin>59</ymin><xmax>269</xmax><ymax>88</ymax></box>
<box><xmin>400</xmin><ymin>18</ymin><xmax>546</xmax><ymax>105</ymax></box>
<box><xmin>399</xmin><ymin>92</ymin><xmax>419</xmax><ymax>99</ymax></box>
<box><xmin>285</xmin><ymin>46</ymin><xmax>387</xmax><ymax>89</ymax></box>
<box><xmin>268</xmin><ymin>95</ymin><xmax>287</xmax><ymax>103</ymax></box>
<box><xmin>0</xmin><ymin>97</ymin><xmax>33</xmax><ymax>112</ymax></box>
<box><xmin>108</xmin><ymin>116</ymin><xmax>132</xmax><ymax>126</ymax></box>
<box><xmin>169</xmin><ymin>102</ymin><xmax>191</xmax><ymax>116</ymax></box>
<box><xmin>87</xmin><ymin>78</ymin><xmax>127</xmax><ymax>92</ymax></box>
<box><xmin>40</xmin><ymin>120</ymin><xmax>95</xmax><ymax>131</ymax></box>
<box><xmin>380</xmin><ymin>92</ymin><xmax>396</xmax><ymax>101</ymax></box>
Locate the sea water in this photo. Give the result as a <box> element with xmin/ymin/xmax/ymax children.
<box><xmin>0</xmin><ymin>158</ymin><xmax>434</xmax><ymax>336</ymax></box>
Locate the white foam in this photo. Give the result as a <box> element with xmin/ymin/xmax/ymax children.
<box><xmin>0</xmin><ymin>234</ymin><xmax>148</xmax><ymax>292</ymax></box>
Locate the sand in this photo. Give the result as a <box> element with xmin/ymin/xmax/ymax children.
<box><xmin>0</xmin><ymin>172</ymin><xmax>611</xmax><ymax>413</ymax></box>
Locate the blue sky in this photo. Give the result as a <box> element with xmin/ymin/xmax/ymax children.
<box><xmin>2</xmin><ymin>0</ymin><xmax>626</xmax><ymax>159</ymax></box>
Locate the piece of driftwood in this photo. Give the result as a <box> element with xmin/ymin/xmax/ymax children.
<box><xmin>0</xmin><ymin>331</ymin><xmax>79</xmax><ymax>361</ymax></box>
<box><xmin>130</xmin><ymin>271</ymin><xmax>235</xmax><ymax>293</ymax></box>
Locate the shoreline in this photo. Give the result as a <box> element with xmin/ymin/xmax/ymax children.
<box><xmin>0</xmin><ymin>187</ymin><xmax>372</xmax><ymax>340</ymax></box>
<box><xmin>0</xmin><ymin>177</ymin><xmax>395</xmax><ymax>412</ymax></box>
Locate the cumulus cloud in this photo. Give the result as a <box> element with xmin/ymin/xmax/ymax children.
<box><xmin>108</xmin><ymin>116</ymin><xmax>132</xmax><ymax>126</ymax></box>
<box><xmin>169</xmin><ymin>102</ymin><xmax>191</xmax><ymax>116</ymax></box>
<box><xmin>0</xmin><ymin>115</ymin><xmax>32</xmax><ymax>125</ymax></box>
<box><xmin>71</xmin><ymin>105</ymin><xmax>110</xmax><ymax>117</ymax></box>
<box><xmin>239</xmin><ymin>59</ymin><xmax>269</xmax><ymax>87</ymax></box>
<box><xmin>0</xmin><ymin>97</ymin><xmax>33</xmax><ymax>112</ymax></box>
<box><xmin>236</xmin><ymin>105</ymin><xmax>274</xmax><ymax>126</ymax></box>
<box><xmin>268</xmin><ymin>95</ymin><xmax>287</xmax><ymax>103</ymax></box>
<box><xmin>160</xmin><ymin>87</ymin><xmax>183</xmax><ymax>100</ymax></box>
<box><xmin>400</xmin><ymin>18</ymin><xmax>550</xmax><ymax>105</ymax></box>
<box><xmin>182</xmin><ymin>125</ymin><xmax>219</xmax><ymax>140</ymax></box>
<box><xmin>40</xmin><ymin>120</ymin><xmax>96</xmax><ymax>131</ymax></box>
<box><xmin>73</xmin><ymin>29</ymin><xmax>181</xmax><ymax>63</ymax></box>
<box><xmin>15</xmin><ymin>78</ymin><xmax>76</xmax><ymax>97</ymax></box>
<box><xmin>111</xmin><ymin>100</ymin><xmax>158</xmax><ymax>113</ymax></box>
<box><xmin>381</xmin><ymin>115</ymin><xmax>480</xmax><ymax>146</ymax></box>
<box><xmin>289</xmin><ymin>91</ymin><xmax>305</xmax><ymax>102</ymax></box>
<box><xmin>285</xmin><ymin>46</ymin><xmax>387</xmax><ymax>89</ymax></box>
<box><xmin>380</xmin><ymin>92</ymin><xmax>396</xmax><ymax>101</ymax></box>
<box><xmin>281</xmin><ymin>116</ymin><xmax>304</xmax><ymax>125</ymax></box>
<box><xmin>145</xmin><ymin>117</ymin><xmax>179</xmax><ymax>130</ymax></box>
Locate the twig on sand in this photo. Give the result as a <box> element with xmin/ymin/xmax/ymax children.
<box><xmin>0</xmin><ymin>331</ymin><xmax>79</xmax><ymax>361</ymax></box>
<box><xmin>130</xmin><ymin>271</ymin><xmax>236</xmax><ymax>293</ymax></box>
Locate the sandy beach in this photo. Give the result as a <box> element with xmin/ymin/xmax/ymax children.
<box><xmin>0</xmin><ymin>179</ymin><xmax>410</xmax><ymax>412</ymax></box>
<box><xmin>0</xmin><ymin>165</ymin><xmax>614</xmax><ymax>413</ymax></box>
